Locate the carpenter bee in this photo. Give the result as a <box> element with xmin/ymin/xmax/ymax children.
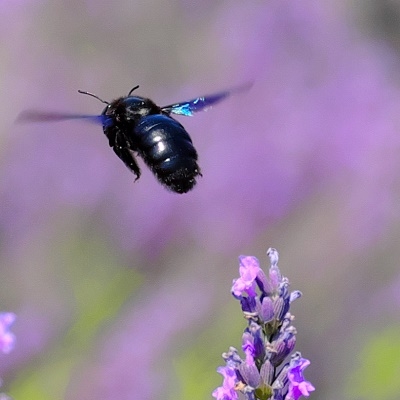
<box><xmin>18</xmin><ymin>84</ymin><xmax>249</xmax><ymax>193</ymax></box>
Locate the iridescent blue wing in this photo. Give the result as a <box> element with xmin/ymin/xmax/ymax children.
<box><xmin>161</xmin><ymin>82</ymin><xmax>252</xmax><ymax>116</ymax></box>
<box><xmin>16</xmin><ymin>111</ymin><xmax>111</xmax><ymax>126</ymax></box>
<box><xmin>162</xmin><ymin>91</ymin><xmax>231</xmax><ymax>116</ymax></box>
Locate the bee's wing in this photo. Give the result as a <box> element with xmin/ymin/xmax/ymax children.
<box><xmin>16</xmin><ymin>111</ymin><xmax>110</xmax><ymax>125</ymax></box>
<box><xmin>161</xmin><ymin>82</ymin><xmax>252</xmax><ymax>116</ymax></box>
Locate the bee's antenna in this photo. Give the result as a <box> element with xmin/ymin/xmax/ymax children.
<box><xmin>128</xmin><ymin>85</ymin><xmax>140</xmax><ymax>96</ymax></box>
<box><xmin>78</xmin><ymin>90</ymin><xmax>110</xmax><ymax>105</ymax></box>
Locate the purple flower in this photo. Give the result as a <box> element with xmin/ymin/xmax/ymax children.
<box><xmin>242</xmin><ymin>322</ymin><xmax>265</xmax><ymax>366</ymax></box>
<box><xmin>286</xmin><ymin>354</ymin><xmax>315</xmax><ymax>400</ymax></box>
<box><xmin>268</xmin><ymin>320</ymin><xmax>297</xmax><ymax>367</ymax></box>
<box><xmin>214</xmin><ymin>248</ymin><xmax>314</xmax><ymax>400</ymax></box>
<box><xmin>232</xmin><ymin>249</ymin><xmax>301</xmax><ymax>328</ymax></box>
<box><xmin>232</xmin><ymin>256</ymin><xmax>262</xmax><ymax>297</ymax></box>
<box><xmin>0</xmin><ymin>313</ymin><xmax>16</xmax><ymax>354</ymax></box>
<box><xmin>0</xmin><ymin>312</ymin><xmax>16</xmax><ymax>400</ymax></box>
<box><xmin>212</xmin><ymin>366</ymin><xmax>238</xmax><ymax>400</ymax></box>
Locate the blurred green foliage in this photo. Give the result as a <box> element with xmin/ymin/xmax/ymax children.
<box><xmin>346</xmin><ymin>327</ymin><xmax>400</xmax><ymax>400</ymax></box>
<box><xmin>8</xmin><ymin>234</ymin><xmax>142</xmax><ymax>400</ymax></box>
<box><xmin>171</xmin><ymin>300</ymin><xmax>243</xmax><ymax>400</ymax></box>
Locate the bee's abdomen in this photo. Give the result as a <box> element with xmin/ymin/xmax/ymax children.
<box><xmin>134</xmin><ymin>115</ymin><xmax>201</xmax><ymax>193</ymax></box>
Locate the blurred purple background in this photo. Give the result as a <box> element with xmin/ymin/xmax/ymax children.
<box><xmin>1</xmin><ymin>1</ymin><xmax>400</xmax><ymax>399</ymax></box>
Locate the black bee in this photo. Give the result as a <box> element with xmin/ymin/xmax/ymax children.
<box><xmin>18</xmin><ymin>84</ymin><xmax>249</xmax><ymax>193</ymax></box>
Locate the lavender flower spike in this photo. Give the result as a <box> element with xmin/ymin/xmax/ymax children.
<box><xmin>213</xmin><ymin>248</ymin><xmax>314</xmax><ymax>400</ymax></box>
<box><xmin>0</xmin><ymin>313</ymin><xmax>16</xmax><ymax>354</ymax></box>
